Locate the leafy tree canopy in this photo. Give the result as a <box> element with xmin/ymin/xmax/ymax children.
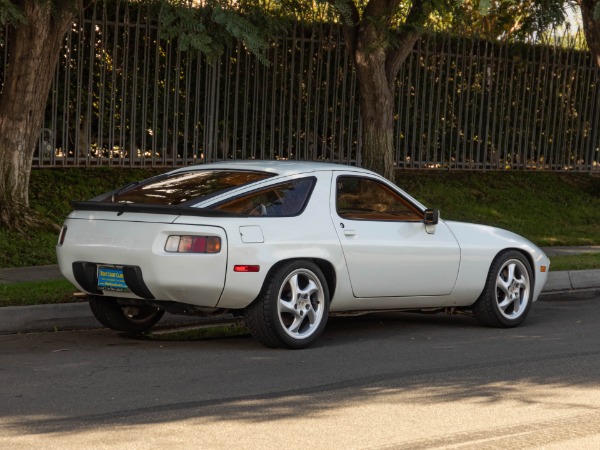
<box><xmin>444</xmin><ymin>0</ymin><xmax>570</xmax><ymax>41</ymax></box>
<box><xmin>157</xmin><ymin>0</ymin><xmax>282</xmax><ymax>63</ymax></box>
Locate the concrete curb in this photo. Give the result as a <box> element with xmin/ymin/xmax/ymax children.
<box><xmin>543</xmin><ymin>269</ymin><xmax>600</xmax><ymax>292</ymax></box>
<box><xmin>1</xmin><ymin>269</ymin><xmax>598</xmax><ymax>335</ymax></box>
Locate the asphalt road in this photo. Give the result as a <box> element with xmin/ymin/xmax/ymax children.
<box><xmin>1</xmin><ymin>290</ymin><xmax>600</xmax><ymax>449</ymax></box>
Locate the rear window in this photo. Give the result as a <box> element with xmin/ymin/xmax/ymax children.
<box><xmin>109</xmin><ymin>170</ymin><xmax>273</xmax><ymax>205</ymax></box>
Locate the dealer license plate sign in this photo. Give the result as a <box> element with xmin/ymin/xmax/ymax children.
<box><xmin>97</xmin><ymin>266</ymin><xmax>129</xmax><ymax>292</ymax></box>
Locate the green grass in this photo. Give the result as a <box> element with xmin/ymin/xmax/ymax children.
<box><xmin>0</xmin><ymin>279</ymin><xmax>81</xmax><ymax>307</ymax></box>
<box><xmin>29</xmin><ymin>167</ymin><xmax>167</xmax><ymax>225</ymax></box>
<box><xmin>1</xmin><ymin>168</ymin><xmax>600</xmax><ymax>269</ymax></box>
<box><xmin>549</xmin><ymin>253</ymin><xmax>600</xmax><ymax>271</ymax></box>
<box><xmin>0</xmin><ymin>229</ymin><xmax>59</xmax><ymax>268</ymax></box>
<box><xmin>396</xmin><ymin>171</ymin><xmax>600</xmax><ymax>247</ymax></box>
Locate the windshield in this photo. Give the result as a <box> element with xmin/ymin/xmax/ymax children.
<box><xmin>108</xmin><ymin>170</ymin><xmax>274</xmax><ymax>205</ymax></box>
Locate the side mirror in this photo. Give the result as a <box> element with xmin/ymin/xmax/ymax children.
<box><xmin>424</xmin><ymin>209</ymin><xmax>439</xmax><ymax>225</ymax></box>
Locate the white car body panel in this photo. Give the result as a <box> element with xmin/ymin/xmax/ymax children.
<box><xmin>56</xmin><ymin>161</ymin><xmax>550</xmax><ymax>317</ymax></box>
<box><xmin>444</xmin><ymin>221</ymin><xmax>549</xmax><ymax>305</ymax></box>
<box><xmin>58</xmin><ymin>215</ymin><xmax>228</xmax><ymax>307</ymax></box>
<box><xmin>332</xmin><ymin>217</ymin><xmax>461</xmax><ymax>298</ymax></box>
<box><xmin>329</xmin><ymin>171</ymin><xmax>461</xmax><ymax>298</ymax></box>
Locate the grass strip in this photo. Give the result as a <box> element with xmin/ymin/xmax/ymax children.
<box><xmin>0</xmin><ymin>279</ymin><xmax>81</xmax><ymax>307</ymax></box>
<box><xmin>549</xmin><ymin>253</ymin><xmax>600</xmax><ymax>272</ymax></box>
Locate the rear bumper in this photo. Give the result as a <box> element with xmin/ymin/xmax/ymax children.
<box><xmin>72</xmin><ymin>262</ymin><xmax>155</xmax><ymax>299</ymax></box>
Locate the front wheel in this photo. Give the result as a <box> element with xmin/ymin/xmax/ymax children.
<box><xmin>473</xmin><ymin>250</ymin><xmax>533</xmax><ymax>328</ymax></box>
<box><xmin>88</xmin><ymin>296</ymin><xmax>164</xmax><ymax>333</ymax></box>
<box><xmin>244</xmin><ymin>260</ymin><xmax>330</xmax><ymax>349</ymax></box>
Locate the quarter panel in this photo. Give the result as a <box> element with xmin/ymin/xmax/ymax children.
<box><xmin>214</xmin><ymin>171</ymin><xmax>352</xmax><ymax>309</ymax></box>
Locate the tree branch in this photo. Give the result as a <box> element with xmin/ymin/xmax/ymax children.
<box><xmin>326</xmin><ymin>0</ymin><xmax>360</xmax><ymax>56</ymax></box>
<box><xmin>385</xmin><ymin>0</ymin><xmax>426</xmax><ymax>83</ymax></box>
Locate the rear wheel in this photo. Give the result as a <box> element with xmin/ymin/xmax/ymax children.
<box><xmin>245</xmin><ymin>260</ymin><xmax>330</xmax><ymax>349</ymax></box>
<box><xmin>473</xmin><ymin>251</ymin><xmax>533</xmax><ymax>328</ymax></box>
<box><xmin>88</xmin><ymin>296</ymin><xmax>164</xmax><ymax>333</ymax></box>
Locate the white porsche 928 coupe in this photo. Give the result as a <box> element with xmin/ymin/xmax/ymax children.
<box><xmin>57</xmin><ymin>161</ymin><xmax>550</xmax><ymax>348</ymax></box>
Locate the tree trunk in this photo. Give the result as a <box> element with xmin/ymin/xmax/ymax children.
<box><xmin>352</xmin><ymin>24</ymin><xmax>421</xmax><ymax>183</ymax></box>
<box><xmin>578</xmin><ymin>0</ymin><xmax>600</xmax><ymax>69</ymax></box>
<box><xmin>338</xmin><ymin>0</ymin><xmax>424</xmax><ymax>182</ymax></box>
<box><xmin>0</xmin><ymin>0</ymin><xmax>74</xmax><ymax>231</ymax></box>
<box><xmin>354</xmin><ymin>50</ymin><xmax>396</xmax><ymax>181</ymax></box>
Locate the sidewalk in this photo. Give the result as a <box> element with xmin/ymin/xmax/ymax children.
<box><xmin>1</xmin><ymin>247</ymin><xmax>599</xmax><ymax>334</ymax></box>
<box><xmin>0</xmin><ymin>264</ymin><xmax>62</xmax><ymax>284</ymax></box>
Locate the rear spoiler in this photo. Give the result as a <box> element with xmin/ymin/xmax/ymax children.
<box><xmin>71</xmin><ymin>201</ymin><xmax>243</xmax><ymax>218</ymax></box>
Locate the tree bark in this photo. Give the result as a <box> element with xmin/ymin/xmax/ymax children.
<box><xmin>577</xmin><ymin>0</ymin><xmax>600</xmax><ymax>69</ymax></box>
<box><xmin>353</xmin><ymin>24</ymin><xmax>420</xmax><ymax>182</ymax></box>
<box><xmin>0</xmin><ymin>0</ymin><xmax>74</xmax><ymax>231</ymax></box>
<box><xmin>335</xmin><ymin>0</ymin><xmax>425</xmax><ymax>182</ymax></box>
<box><xmin>354</xmin><ymin>18</ymin><xmax>395</xmax><ymax>180</ymax></box>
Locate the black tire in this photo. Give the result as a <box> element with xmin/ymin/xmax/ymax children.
<box><xmin>88</xmin><ymin>296</ymin><xmax>164</xmax><ymax>333</ymax></box>
<box><xmin>472</xmin><ymin>250</ymin><xmax>534</xmax><ymax>328</ymax></box>
<box><xmin>244</xmin><ymin>260</ymin><xmax>330</xmax><ymax>349</ymax></box>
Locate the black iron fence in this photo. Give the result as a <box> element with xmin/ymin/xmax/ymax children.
<box><xmin>1</xmin><ymin>2</ymin><xmax>599</xmax><ymax>171</ymax></box>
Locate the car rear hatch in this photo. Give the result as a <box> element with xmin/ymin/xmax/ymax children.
<box><xmin>57</xmin><ymin>208</ymin><xmax>229</xmax><ymax>308</ymax></box>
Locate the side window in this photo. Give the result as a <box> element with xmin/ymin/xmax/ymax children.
<box><xmin>336</xmin><ymin>176</ymin><xmax>422</xmax><ymax>221</ymax></box>
<box><xmin>211</xmin><ymin>178</ymin><xmax>315</xmax><ymax>217</ymax></box>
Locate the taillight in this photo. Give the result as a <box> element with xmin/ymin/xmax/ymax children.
<box><xmin>165</xmin><ymin>235</ymin><xmax>221</xmax><ymax>253</ymax></box>
<box><xmin>58</xmin><ymin>226</ymin><xmax>68</xmax><ymax>246</ymax></box>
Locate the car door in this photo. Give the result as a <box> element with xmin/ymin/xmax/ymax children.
<box><xmin>331</xmin><ymin>174</ymin><xmax>460</xmax><ymax>298</ymax></box>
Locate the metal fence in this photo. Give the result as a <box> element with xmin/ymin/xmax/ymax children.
<box><xmin>1</xmin><ymin>1</ymin><xmax>599</xmax><ymax>171</ymax></box>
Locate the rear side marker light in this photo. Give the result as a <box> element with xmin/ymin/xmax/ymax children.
<box><xmin>234</xmin><ymin>265</ymin><xmax>260</xmax><ymax>273</ymax></box>
<box><xmin>58</xmin><ymin>226</ymin><xmax>68</xmax><ymax>246</ymax></box>
<box><xmin>165</xmin><ymin>236</ymin><xmax>221</xmax><ymax>253</ymax></box>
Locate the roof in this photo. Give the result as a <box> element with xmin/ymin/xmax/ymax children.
<box><xmin>169</xmin><ymin>160</ymin><xmax>378</xmax><ymax>178</ymax></box>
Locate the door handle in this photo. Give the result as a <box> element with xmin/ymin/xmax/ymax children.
<box><xmin>344</xmin><ymin>230</ymin><xmax>356</xmax><ymax>236</ymax></box>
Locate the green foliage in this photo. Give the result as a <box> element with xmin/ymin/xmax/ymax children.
<box><xmin>478</xmin><ymin>0</ymin><xmax>491</xmax><ymax>14</ymax></box>
<box><xmin>451</xmin><ymin>0</ymin><xmax>569</xmax><ymax>41</ymax></box>
<box><xmin>159</xmin><ymin>0</ymin><xmax>214</xmax><ymax>54</ymax></box>
<box><xmin>329</xmin><ymin>0</ymin><xmax>354</xmax><ymax>25</ymax></box>
<box><xmin>158</xmin><ymin>0</ymin><xmax>279</xmax><ymax>63</ymax></box>
<box><xmin>301</xmin><ymin>0</ymin><xmax>569</xmax><ymax>42</ymax></box>
<box><xmin>212</xmin><ymin>3</ymin><xmax>274</xmax><ymax>63</ymax></box>
<box><xmin>0</xmin><ymin>0</ymin><xmax>24</xmax><ymax>27</ymax></box>
<box><xmin>0</xmin><ymin>0</ymin><xmax>25</xmax><ymax>44</ymax></box>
